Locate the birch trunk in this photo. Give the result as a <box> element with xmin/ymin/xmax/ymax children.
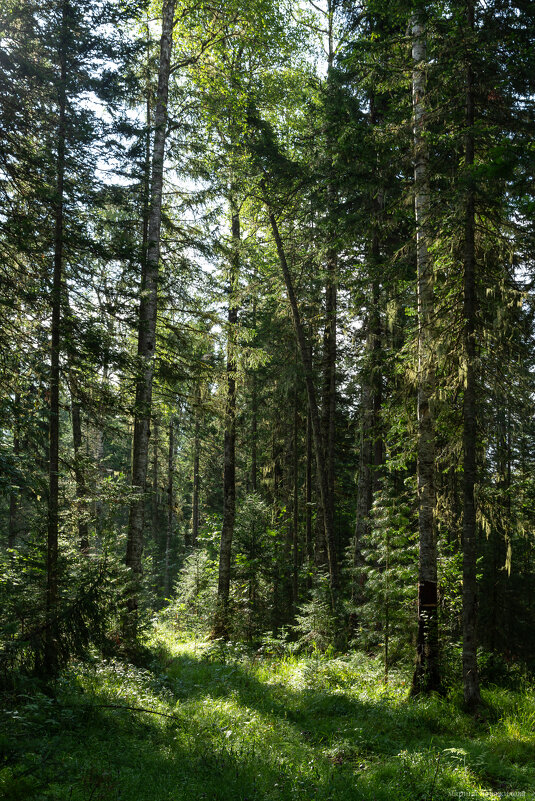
<box><xmin>124</xmin><ymin>0</ymin><xmax>176</xmax><ymax>644</ymax></box>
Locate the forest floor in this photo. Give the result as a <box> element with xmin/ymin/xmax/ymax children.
<box><xmin>2</xmin><ymin>624</ymin><xmax>535</xmax><ymax>801</ymax></box>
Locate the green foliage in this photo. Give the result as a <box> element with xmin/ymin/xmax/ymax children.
<box><xmin>229</xmin><ymin>493</ymin><xmax>273</xmax><ymax>641</ymax></box>
<box><xmin>351</xmin><ymin>483</ymin><xmax>418</xmax><ymax>669</ymax></box>
<box><xmin>2</xmin><ymin>626</ymin><xmax>535</xmax><ymax>800</ymax></box>
<box><xmin>0</xmin><ymin>553</ymin><xmax>126</xmax><ymax>680</ymax></box>
<box><xmin>294</xmin><ymin>573</ymin><xmax>340</xmax><ymax>654</ymax></box>
<box><xmin>165</xmin><ymin>540</ymin><xmax>219</xmax><ymax>636</ymax></box>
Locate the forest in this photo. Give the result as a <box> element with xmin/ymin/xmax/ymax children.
<box><xmin>1</xmin><ymin>0</ymin><xmax>535</xmax><ymax>799</ymax></box>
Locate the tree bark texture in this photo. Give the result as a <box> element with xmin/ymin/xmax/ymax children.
<box><xmin>411</xmin><ymin>13</ymin><xmax>440</xmax><ymax>695</ymax></box>
<box><xmin>462</xmin><ymin>0</ymin><xmax>481</xmax><ymax>710</ymax></box>
<box><xmin>124</xmin><ymin>0</ymin><xmax>176</xmax><ymax>644</ymax></box>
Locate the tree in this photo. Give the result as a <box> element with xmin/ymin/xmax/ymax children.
<box><xmin>124</xmin><ymin>0</ymin><xmax>177</xmax><ymax>645</ymax></box>
<box><xmin>410</xmin><ymin>5</ymin><xmax>440</xmax><ymax>695</ymax></box>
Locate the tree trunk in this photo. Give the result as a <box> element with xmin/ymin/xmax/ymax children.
<box><xmin>305</xmin><ymin>406</ymin><xmax>313</xmax><ymax>562</ymax></box>
<box><xmin>251</xmin><ymin>295</ymin><xmax>258</xmax><ymax>494</ymax></box>
<box><xmin>292</xmin><ymin>376</ymin><xmax>299</xmax><ymax>610</ymax></box>
<box><xmin>319</xmin><ymin>8</ymin><xmax>338</xmax><ymax>575</ymax></box>
<box><xmin>354</xmin><ymin>380</ymin><xmax>373</xmax><ymax>588</ymax></box>
<box><xmin>71</xmin><ymin>390</ymin><xmax>90</xmax><ymax>554</ymax></box>
<box><xmin>124</xmin><ymin>0</ymin><xmax>176</xmax><ymax>644</ymax></box>
<box><xmin>94</xmin><ymin>360</ymin><xmax>109</xmax><ymax>543</ymax></box>
<box><xmin>191</xmin><ymin>393</ymin><xmax>200</xmax><ymax>548</ymax></box>
<box><xmin>44</xmin><ymin>0</ymin><xmax>68</xmax><ymax>675</ymax></box>
<box><xmin>164</xmin><ymin>419</ymin><xmax>174</xmax><ymax>596</ymax></box>
<box><xmin>142</xmin><ymin>19</ymin><xmax>152</xmax><ymax>262</ymax></box>
<box><xmin>319</xmin><ymin>267</ymin><xmax>337</xmax><ymax>567</ymax></box>
<box><xmin>8</xmin><ymin>392</ymin><xmax>20</xmax><ymax>550</ymax></box>
<box><xmin>411</xmin><ymin>12</ymin><xmax>440</xmax><ymax>695</ymax></box>
<box><xmin>152</xmin><ymin>415</ymin><xmax>159</xmax><ymax>544</ymax></box>
<box><xmin>213</xmin><ymin>200</ymin><xmax>240</xmax><ymax>638</ymax></box>
<box><xmin>462</xmin><ymin>0</ymin><xmax>481</xmax><ymax>710</ymax></box>
<box><xmin>264</xmin><ymin>195</ymin><xmax>339</xmax><ymax>602</ymax></box>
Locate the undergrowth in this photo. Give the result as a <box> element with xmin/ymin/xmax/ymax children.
<box><xmin>1</xmin><ymin>624</ymin><xmax>534</xmax><ymax>800</ymax></box>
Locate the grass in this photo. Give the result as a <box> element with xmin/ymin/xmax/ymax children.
<box><xmin>1</xmin><ymin>624</ymin><xmax>535</xmax><ymax>800</ymax></box>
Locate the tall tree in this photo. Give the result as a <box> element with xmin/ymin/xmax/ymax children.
<box><xmin>411</xmin><ymin>5</ymin><xmax>440</xmax><ymax>695</ymax></box>
<box><xmin>124</xmin><ymin>0</ymin><xmax>177</xmax><ymax>644</ymax></box>
<box><xmin>461</xmin><ymin>0</ymin><xmax>480</xmax><ymax>709</ymax></box>
<box><xmin>44</xmin><ymin>0</ymin><xmax>69</xmax><ymax>674</ymax></box>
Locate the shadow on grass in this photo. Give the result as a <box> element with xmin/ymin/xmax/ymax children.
<box><xmin>3</xmin><ymin>638</ymin><xmax>534</xmax><ymax>801</ymax></box>
<box><xmin>139</xmin><ymin>639</ymin><xmax>535</xmax><ymax>795</ymax></box>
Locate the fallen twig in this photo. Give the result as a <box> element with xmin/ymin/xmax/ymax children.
<box><xmin>90</xmin><ymin>703</ymin><xmax>180</xmax><ymax>721</ymax></box>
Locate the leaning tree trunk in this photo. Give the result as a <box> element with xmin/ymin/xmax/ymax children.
<box><xmin>411</xmin><ymin>11</ymin><xmax>440</xmax><ymax>695</ymax></box>
<box><xmin>264</xmin><ymin>195</ymin><xmax>339</xmax><ymax>600</ymax></box>
<box><xmin>462</xmin><ymin>0</ymin><xmax>481</xmax><ymax>710</ymax></box>
<box><xmin>124</xmin><ymin>0</ymin><xmax>176</xmax><ymax>645</ymax></box>
<box><xmin>213</xmin><ymin>199</ymin><xmax>240</xmax><ymax>638</ymax></box>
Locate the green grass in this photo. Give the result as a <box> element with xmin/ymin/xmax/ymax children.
<box><xmin>2</xmin><ymin>625</ymin><xmax>535</xmax><ymax>800</ymax></box>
